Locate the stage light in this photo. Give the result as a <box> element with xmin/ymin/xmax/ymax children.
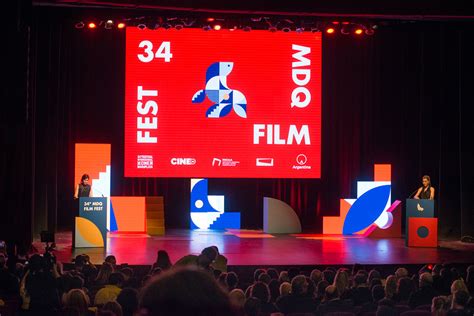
<box><xmin>295</xmin><ymin>27</ymin><xmax>304</xmax><ymax>33</ymax></box>
<box><xmin>207</xmin><ymin>17</ymin><xmax>215</xmax><ymax>22</ymax></box>
<box><xmin>117</xmin><ymin>22</ymin><xmax>126</xmax><ymax>29</ymax></box>
<box><xmin>105</xmin><ymin>20</ymin><xmax>114</xmax><ymax>29</ymax></box>
<box><xmin>365</xmin><ymin>26</ymin><xmax>375</xmax><ymax>35</ymax></box>
<box><xmin>75</xmin><ymin>22</ymin><xmax>85</xmax><ymax>29</ymax></box>
<box><xmin>213</xmin><ymin>24</ymin><xmax>221</xmax><ymax>31</ymax></box>
<box><xmin>137</xmin><ymin>23</ymin><xmax>146</xmax><ymax>30</ymax></box>
<box><xmin>88</xmin><ymin>22</ymin><xmax>96</xmax><ymax>29</ymax></box>
<box><xmin>326</xmin><ymin>27</ymin><xmax>335</xmax><ymax>34</ymax></box>
<box><xmin>332</xmin><ymin>21</ymin><xmax>340</xmax><ymax>25</ymax></box>
<box><xmin>340</xmin><ymin>25</ymin><xmax>351</xmax><ymax>35</ymax></box>
<box><xmin>354</xmin><ymin>28</ymin><xmax>363</xmax><ymax>35</ymax></box>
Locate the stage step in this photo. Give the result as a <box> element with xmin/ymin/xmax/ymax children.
<box><xmin>146</xmin><ymin>197</ymin><xmax>165</xmax><ymax>236</ymax></box>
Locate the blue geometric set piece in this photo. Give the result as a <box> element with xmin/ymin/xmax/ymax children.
<box><xmin>189</xmin><ymin>178</ymin><xmax>240</xmax><ymax>230</ymax></box>
<box><xmin>191</xmin><ymin>62</ymin><xmax>248</xmax><ymax>118</ymax></box>
<box><xmin>342</xmin><ymin>185</ymin><xmax>391</xmax><ymax>235</ymax></box>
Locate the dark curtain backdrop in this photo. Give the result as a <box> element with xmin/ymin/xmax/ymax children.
<box><xmin>3</xmin><ymin>7</ymin><xmax>473</xmax><ymax>244</ymax></box>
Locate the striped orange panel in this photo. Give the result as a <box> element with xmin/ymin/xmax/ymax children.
<box><xmin>74</xmin><ymin>143</ymin><xmax>111</xmax><ymax>186</ymax></box>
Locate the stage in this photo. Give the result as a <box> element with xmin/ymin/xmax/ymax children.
<box><xmin>34</xmin><ymin>230</ymin><xmax>474</xmax><ymax>267</ymax></box>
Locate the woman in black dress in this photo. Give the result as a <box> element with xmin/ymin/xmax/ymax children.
<box><xmin>414</xmin><ymin>175</ymin><xmax>435</xmax><ymax>200</ymax></box>
<box><xmin>74</xmin><ymin>174</ymin><xmax>92</xmax><ymax>199</ymax></box>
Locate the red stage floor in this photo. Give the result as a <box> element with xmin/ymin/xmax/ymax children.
<box><xmin>33</xmin><ymin>230</ymin><xmax>474</xmax><ymax>266</ymax></box>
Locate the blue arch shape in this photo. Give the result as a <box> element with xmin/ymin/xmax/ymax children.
<box><xmin>342</xmin><ymin>185</ymin><xmax>391</xmax><ymax>235</ymax></box>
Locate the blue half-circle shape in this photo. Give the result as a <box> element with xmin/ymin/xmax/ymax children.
<box><xmin>342</xmin><ymin>185</ymin><xmax>391</xmax><ymax>235</ymax></box>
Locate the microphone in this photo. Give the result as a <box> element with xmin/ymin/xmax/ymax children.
<box><xmin>408</xmin><ymin>188</ymin><xmax>418</xmax><ymax>199</ymax></box>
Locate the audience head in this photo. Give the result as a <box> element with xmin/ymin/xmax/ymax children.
<box><xmin>102</xmin><ymin>301</ymin><xmax>123</xmax><ymax>316</ymax></box>
<box><xmin>253</xmin><ymin>269</ymin><xmax>265</xmax><ymax>282</ymax></box>
<box><xmin>324</xmin><ymin>285</ymin><xmax>339</xmax><ymax>301</ymax></box>
<box><xmin>279</xmin><ymin>271</ymin><xmax>290</xmax><ymax>283</ymax></box>
<box><xmin>243</xmin><ymin>297</ymin><xmax>261</xmax><ymax>316</ymax></box>
<box><xmin>116</xmin><ymin>288</ymin><xmax>138</xmax><ymax>316</ymax></box>
<box><xmin>333</xmin><ymin>269</ymin><xmax>350</xmax><ymax>296</ymax></box>
<box><xmin>450</xmin><ymin>279</ymin><xmax>468</xmax><ymax>295</ymax></box>
<box><xmin>451</xmin><ymin>290</ymin><xmax>470</xmax><ymax>310</ymax></box>
<box><xmin>396</xmin><ymin>277</ymin><xmax>415</xmax><ymax>301</ymax></box>
<box><xmin>385</xmin><ymin>275</ymin><xmax>397</xmax><ymax>299</ymax></box>
<box><xmin>139</xmin><ymin>267</ymin><xmax>233</xmax><ymax>316</ymax></box>
<box><xmin>201</xmin><ymin>247</ymin><xmax>218</xmax><ymax>263</ymax></box>
<box><xmin>310</xmin><ymin>269</ymin><xmax>322</xmax><ymax>285</ymax></box>
<box><xmin>353</xmin><ymin>273</ymin><xmax>367</xmax><ymax>287</ymax></box>
<box><xmin>419</xmin><ymin>272</ymin><xmax>434</xmax><ymax>288</ymax></box>
<box><xmin>109</xmin><ymin>272</ymin><xmax>125</xmax><ymax>287</ymax></box>
<box><xmin>432</xmin><ymin>264</ymin><xmax>443</xmax><ymax>276</ymax></box>
<box><xmin>431</xmin><ymin>296</ymin><xmax>448</xmax><ymax>315</ymax></box>
<box><xmin>96</xmin><ymin>262</ymin><xmax>114</xmax><ymax>284</ymax></box>
<box><xmin>229</xmin><ymin>289</ymin><xmax>245</xmax><ymax>309</ymax></box>
<box><xmin>291</xmin><ymin>275</ymin><xmax>309</xmax><ymax>296</ymax></box>
<box><xmin>64</xmin><ymin>289</ymin><xmax>90</xmax><ymax>315</ymax></box>
<box><xmin>322</xmin><ymin>269</ymin><xmax>336</xmax><ymax>284</ymax></box>
<box><xmin>268</xmin><ymin>279</ymin><xmax>280</xmax><ymax>302</ymax></box>
<box><xmin>395</xmin><ymin>267</ymin><xmax>409</xmax><ymax>279</ymax></box>
<box><xmin>225</xmin><ymin>271</ymin><xmax>239</xmax><ymax>290</ymax></box>
<box><xmin>105</xmin><ymin>255</ymin><xmax>117</xmax><ymax>268</ymax></box>
<box><xmin>280</xmin><ymin>282</ymin><xmax>291</xmax><ymax>296</ymax></box>
<box><xmin>372</xmin><ymin>284</ymin><xmax>385</xmax><ymax>302</ymax></box>
<box><xmin>316</xmin><ymin>280</ymin><xmax>330</xmax><ymax>299</ymax></box>
<box><xmin>368</xmin><ymin>269</ymin><xmax>381</xmax><ymax>283</ymax></box>
<box><xmin>257</xmin><ymin>272</ymin><xmax>271</xmax><ymax>285</ymax></box>
<box><xmin>251</xmin><ymin>281</ymin><xmax>270</xmax><ymax>303</ymax></box>
<box><xmin>266</xmin><ymin>268</ymin><xmax>279</xmax><ymax>280</ymax></box>
<box><xmin>369</xmin><ymin>278</ymin><xmax>382</xmax><ymax>290</ymax></box>
<box><xmin>155</xmin><ymin>250</ymin><xmax>172</xmax><ymax>270</ymax></box>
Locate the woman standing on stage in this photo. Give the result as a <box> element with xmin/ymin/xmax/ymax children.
<box><xmin>74</xmin><ymin>174</ymin><xmax>92</xmax><ymax>199</ymax></box>
<box><xmin>414</xmin><ymin>175</ymin><xmax>435</xmax><ymax>200</ymax></box>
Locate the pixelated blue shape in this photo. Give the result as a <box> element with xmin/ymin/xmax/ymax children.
<box><xmin>342</xmin><ymin>185</ymin><xmax>391</xmax><ymax>235</ymax></box>
<box><xmin>191</xmin><ymin>179</ymin><xmax>219</xmax><ymax>213</ymax></box>
<box><xmin>209</xmin><ymin>212</ymin><xmax>241</xmax><ymax>230</ymax></box>
<box><xmin>109</xmin><ymin>201</ymin><xmax>118</xmax><ymax>232</ymax></box>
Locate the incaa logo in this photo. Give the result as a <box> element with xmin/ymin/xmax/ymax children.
<box><xmin>171</xmin><ymin>158</ymin><xmax>196</xmax><ymax>166</ymax></box>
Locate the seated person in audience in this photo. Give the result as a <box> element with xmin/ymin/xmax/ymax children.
<box><xmin>316</xmin><ymin>284</ymin><xmax>353</xmax><ymax>315</ymax></box>
<box><xmin>447</xmin><ymin>290</ymin><xmax>471</xmax><ymax>316</ymax></box>
<box><xmin>226</xmin><ymin>272</ymin><xmax>239</xmax><ymax>291</ymax></box>
<box><xmin>396</xmin><ymin>277</ymin><xmax>415</xmax><ymax>305</ymax></box>
<box><xmin>210</xmin><ymin>246</ymin><xmax>228</xmax><ymax>272</ymax></box>
<box><xmin>104</xmin><ymin>256</ymin><xmax>117</xmax><ymax>270</ymax></box>
<box><xmin>279</xmin><ymin>282</ymin><xmax>291</xmax><ymax>297</ymax></box>
<box><xmin>409</xmin><ymin>272</ymin><xmax>438</xmax><ymax>309</ymax></box>
<box><xmin>361</xmin><ymin>284</ymin><xmax>385</xmax><ymax>313</ymax></box>
<box><xmin>174</xmin><ymin>247</ymin><xmax>218</xmax><ymax>269</ymax></box>
<box><xmin>0</xmin><ymin>254</ymin><xmax>19</xmax><ymax>299</ymax></box>
<box><xmin>251</xmin><ymin>281</ymin><xmax>278</xmax><ymax>314</ymax></box>
<box><xmin>94</xmin><ymin>272</ymin><xmax>124</xmax><ymax>306</ymax></box>
<box><xmin>277</xmin><ymin>275</ymin><xmax>318</xmax><ymax>314</ymax></box>
<box><xmin>432</xmin><ymin>295</ymin><xmax>449</xmax><ymax>316</ymax></box>
<box><xmin>101</xmin><ymin>301</ymin><xmax>122</xmax><ymax>316</ymax></box>
<box><xmin>151</xmin><ymin>250</ymin><xmax>172</xmax><ymax>271</ymax></box>
<box><xmin>385</xmin><ymin>275</ymin><xmax>397</xmax><ymax>301</ymax></box>
<box><xmin>351</xmin><ymin>273</ymin><xmax>372</xmax><ymax>306</ymax></box>
<box><xmin>244</xmin><ymin>297</ymin><xmax>261</xmax><ymax>316</ymax></box>
<box><xmin>139</xmin><ymin>267</ymin><xmax>234</xmax><ymax>316</ymax></box>
<box><xmin>116</xmin><ymin>288</ymin><xmax>138</xmax><ymax>316</ymax></box>
<box><xmin>63</xmin><ymin>288</ymin><xmax>96</xmax><ymax>316</ymax></box>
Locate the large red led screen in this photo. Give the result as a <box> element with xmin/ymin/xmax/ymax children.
<box><xmin>125</xmin><ymin>28</ymin><xmax>321</xmax><ymax>178</ymax></box>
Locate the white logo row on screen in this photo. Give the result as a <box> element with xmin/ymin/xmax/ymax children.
<box><xmin>137</xmin><ymin>155</ymin><xmax>311</xmax><ymax>169</ymax></box>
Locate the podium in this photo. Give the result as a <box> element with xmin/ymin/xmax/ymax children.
<box><xmin>405</xmin><ymin>199</ymin><xmax>437</xmax><ymax>247</ymax></box>
<box><xmin>75</xmin><ymin>197</ymin><xmax>108</xmax><ymax>248</ymax></box>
